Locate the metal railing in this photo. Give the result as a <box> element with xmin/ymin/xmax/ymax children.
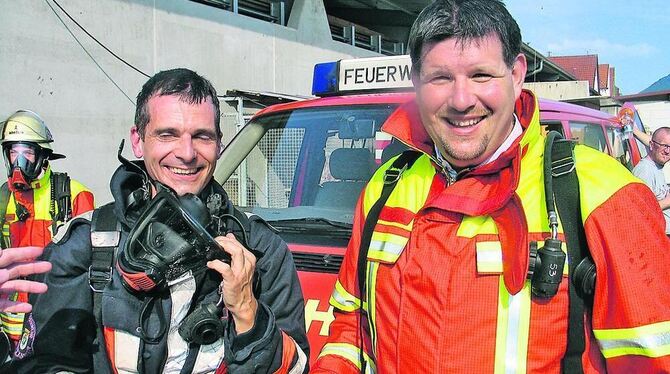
<box><xmin>328</xmin><ymin>15</ymin><xmax>404</xmax><ymax>56</ymax></box>
<box><xmin>194</xmin><ymin>0</ymin><xmax>286</xmax><ymax>26</ymax></box>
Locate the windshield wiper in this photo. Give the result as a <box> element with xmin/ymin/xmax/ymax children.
<box><xmin>267</xmin><ymin>217</ymin><xmax>353</xmax><ymax>231</ymax></box>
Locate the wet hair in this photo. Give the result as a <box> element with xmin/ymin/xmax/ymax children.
<box><xmin>408</xmin><ymin>0</ymin><xmax>522</xmax><ymax>73</ymax></box>
<box><xmin>134</xmin><ymin>68</ymin><xmax>221</xmax><ymax>140</ymax></box>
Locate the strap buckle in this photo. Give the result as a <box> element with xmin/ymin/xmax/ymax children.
<box><xmin>88</xmin><ymin>266</ymin><xmax>112</xmax><ymax>293</ymax></box>
<box><xmin>551</xmin><ymin>155</ymin><xmax>575</xmax><ymax>177</ymax></box>
<box><xmin>383</xmin><ymin>165</ymin><xmax>406</xmax><ymax>185</ymax></box>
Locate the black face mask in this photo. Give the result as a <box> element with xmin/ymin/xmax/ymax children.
<box><xmin>116</xmin><ymin>183</ymin><xmax>231</xmax><ymax>293</ymax></box>
<box><xmin>3</xmin><ymin>142</ymin><xmax>48</xmax><ymax>190</ymax></box>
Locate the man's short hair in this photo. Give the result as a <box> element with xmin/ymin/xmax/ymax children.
<box><xmin>408</xmin><ymin>0</ymin><xmax>522</xmax><ymax>74</ymax></box>
<box><xmin>652</xmin><ymin>127</ymin><xmax>670</xmax><ymax>142</ymax></box>
<box><xmin>134</xmin><ymin>68</ymin><xmax>221</xmax><ymax>140</ymax></box>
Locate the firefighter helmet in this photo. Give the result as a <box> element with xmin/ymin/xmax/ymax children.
<box><xmin>1</xmin><ymin>110</ymin><xmax>65</xmax><ymax>187</ymax></box>
<box><xmin>1</xmin><ymin>110</ymin><xmax>65</xmax><ymax>159</ymax></box>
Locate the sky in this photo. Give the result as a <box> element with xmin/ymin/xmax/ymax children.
<box><xmin>504</xmin><ymin>0</ymin><xmax>670</xmax><ymax>95</ymax></box>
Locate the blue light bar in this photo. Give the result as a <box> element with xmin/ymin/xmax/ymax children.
<box><xmin>311</xmin><ymin>56</ymin><xmax>413</xmax><ymax>97</ymax></box>
<box><xmin>311</xmin><ymin>62</ymin><xmax>339</xmax><ymax>96</ymax></box>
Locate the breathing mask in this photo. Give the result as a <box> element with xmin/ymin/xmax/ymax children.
<box><xmin>117</xmin><ymin>182</ymin><xmax>232</xmax><ymax>293</ymax></box>
<box><xmin>3</xmin><ymin>142</ymin><xmax>48</xmax><ymax>190</ymax></box>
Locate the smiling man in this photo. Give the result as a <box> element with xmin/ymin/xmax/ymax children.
<box><xmin>313</xmin><ymin>0</ymin><xmax>670</xmax><ymax>373</ymax></box>
<box><xmin>14</xmin><ymin>69</ymin><xmax>308</xmax><ymax>373</ymax></box>
<box><xmin>633</xmin><ymin>126</ymin><xmax>670</xmax><ymax>236</ymax></box>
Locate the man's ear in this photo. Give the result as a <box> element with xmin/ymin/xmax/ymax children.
<box><xmin>130</xmin><ymin>126</ymin><xmax>144</xmax><ymax>158</ymax></box>
<box><xmin>511</xmin><ymin>53</ymin><xmax>528</xmax><ymax>98</ymax></box>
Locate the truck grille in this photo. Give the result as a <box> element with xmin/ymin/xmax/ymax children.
<box><xmin>291</xmin><ymin>252</ymin><xmax>344</xmax><ymax>274</ymax></box>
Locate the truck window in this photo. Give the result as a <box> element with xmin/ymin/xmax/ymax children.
<box><xmin>224</xmin><ymin>104</ymin><xmax>398</xmax><ymax>226</ymax></box>
<box><xmin>540</xmin><ymin>121</ymin><xmax>563</xmax><ymax>137</ymax></box>
<box><xmin>569</xmin><ymin>121</ymin><xmax>607</xmax><ymax>152</ymax></box>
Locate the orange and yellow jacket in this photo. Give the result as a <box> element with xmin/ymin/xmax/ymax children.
<box><xmin>312</xmin><ymin>90</ymin><xmax>670</xmax><ymax>373</ymax></box>
<box><xmin>1</xmin><ymin>166</ymin><xmax>94</xmax><ymax>342</ymax></box>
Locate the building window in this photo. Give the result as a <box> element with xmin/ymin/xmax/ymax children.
<box><xmin>327</xmin><ymin>15</ymin><xmax>404</xmax><ymax>56</ymax></box>
<box><xmin>193</xmin><ymin>0</ymin><xmax>289</xmax><ymax>26</ymax></box>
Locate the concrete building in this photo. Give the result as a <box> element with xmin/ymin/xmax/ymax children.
<box><xmin>0</xmin><ymin>0</ymin><xmax>431</xmax><ymax>201</ymax></box>
<box><xmin>1</xmin><ymin>0</ymin><xmax>578</xmax><ymax>201</ymax></box>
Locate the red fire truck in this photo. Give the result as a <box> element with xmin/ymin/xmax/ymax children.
<box><xmin>216</xmin><ymin>56</ymin><xmax>645</xmax><ymax>364</ymax></box>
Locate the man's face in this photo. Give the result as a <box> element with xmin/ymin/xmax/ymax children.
<box><xmin>8</xmin><ymin>143</ymin><xmax>37</xmax><ymax>164</ymax></box>
<box><xmin>130</xmin><ymin>94</ymin><xmax>221</xmax><ymax>196</ymax></box>
<box><xmin>412</xmin><ymin>33</ymin><xmax>527</xmax><ymax>169</ymax></box>
<box><xmin>650</xmin><ymin>131</ymin><xmax>670</xmax><ymax>166</ymax></box>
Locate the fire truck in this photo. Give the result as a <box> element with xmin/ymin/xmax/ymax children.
<box><xmin>216</xmin><ymin>55</ymin><xmax>646</xmax><ymax>364</ymax></box>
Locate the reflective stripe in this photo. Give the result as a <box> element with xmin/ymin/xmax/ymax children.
<box><xmin>114</xmin><ymin>329</ymin><xmax>141</xmax><ymax>373</ymax></box>
<box><xmin>318</xmin><ymin>343</ymin><xmax>376</xmax><ymax>373</ymax></box>
<box><xmin>494</xmin><ymin>277</ymin><xmax>531</xmax><ymax>374</ymax></box>
<box><xmin>368</xmin><ymin>219</ymin><xmax>412</xmax><ymax>263</ymax></box>
<box><xmin>476</xmin><ymin>241</ymin><xmax>503</xmax><ymax>274</ymax></box>
<box><xmin>330</xmin><ymin>279</ymin><xmax>361</xmax><ymax>312</ymax></box>
<box><xmin>288</xmin><ymin>334</ymin><xmax>308</xmax><ymax>374</ymax></box>
<box><xmin>368</xmin><ymin>237</ymin><xmax>406</xmax><ymax>262</ymax></box>
<box><xmin>594</xmin><ymin>321</ymin><xmax>670</xmax><ymax>358</ymax></box>
<box><xmin>366</xmin><ymin>261</ymin><xmax>380</xmax><ymax>358</ymax></box>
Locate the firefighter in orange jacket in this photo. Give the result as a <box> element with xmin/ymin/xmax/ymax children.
<box><xmin>312</xmin><ymin>1</ymin><xmax>670</xmax><ymax>373</ymax></box>
<box><xmin>0</xmin><ymin>110</ymin><xmax>94</xmax><ymax>354</ymax></box>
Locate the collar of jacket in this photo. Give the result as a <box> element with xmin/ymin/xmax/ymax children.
<box><xmin>108</xmin><ymin>160</ymin><xmax>233</xmax><ymax>230</ymax></box>
<box><xmin>381</xmin><ymin>89</ymin><xmax>541</xmax><ymax>294</ymax></box>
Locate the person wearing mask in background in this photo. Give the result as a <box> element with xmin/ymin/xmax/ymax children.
<box><xmin>14</xmin><ymin>68</ymin><xmax>308</xmax><ymax>373</ymax></box>
<box><xmin>313</xmin><ymin>0</ymin><xmax>670</xmax><ymax>372</ymax></box>
<box><xmin>0</xmin><ymin>110</ymin><xmax>94</xmax><ymax>359</ymax></box>
<box><xmin>633</xmin><ymin>126</ymin><xmax>670</xmax><ymax>237</ymax></box>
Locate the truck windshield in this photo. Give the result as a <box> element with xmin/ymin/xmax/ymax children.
<box><xmin>222</xmin><ymin>104</ymin><xmax>399</xmax><ymax>228</ymax></box>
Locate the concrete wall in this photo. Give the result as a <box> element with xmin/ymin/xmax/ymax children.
<box><xmin>0</xmin><ymin>0</ymin><xmax>380</xmax><ymax>202</ymax></box>
<box><xmin>523</xmin><ymin>81</ymin><xmax>590</xmax><ymax>101</ymax></box>
<box><xmin>635</xmin><ymin>101</ymin><xmax>670</xmax><ymax>133</ymax></box>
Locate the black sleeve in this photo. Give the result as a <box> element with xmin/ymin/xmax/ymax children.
<box><xmin>14</xmin><ymin>222</ymin><xmax>98</xmax><ymax>374</ymax></box>
<box><xmin>224</xmin><ymin>216</ymin><xmax>309</xmax><ymax>373</ymax></box>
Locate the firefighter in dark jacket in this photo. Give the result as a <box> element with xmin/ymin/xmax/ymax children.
<box><xmin>14</xmin><ymin>68</ymin><xmax>308</xmax><ymax>373</ymax></box>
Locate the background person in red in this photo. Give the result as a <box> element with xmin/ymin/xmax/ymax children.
<box><xmin>312</xmin><ymin>0</ymin><xmax>670</xmax><ymax>372</ymax></box>
<box><xmin>0</xmin><ymin>110</ymin><xmax>94</xmax><ymax>355</ymax></box>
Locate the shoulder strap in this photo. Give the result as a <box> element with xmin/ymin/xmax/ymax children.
<box><xmin>357</xmin><ymin>149</ymin><xmax>421</xmax><ymax>372</ymax></box>
<box><xmin>0</xmin><ymin>182</ymin><xmax>9</xmax><ymax>249</ymax></box>
<box><xmin>50</xmin><ymin>172</ymin><xmax>72</xmax><ymax>235</ymax></box>
<box><xmin>89</xmin><ymin>202</ymin><xmax>119</xmax><ymax>370</ymax></box>
<box><xmin>550</xmin><ymin>136</ymin><xmax>592</xmax><ymax>374</ymax></box>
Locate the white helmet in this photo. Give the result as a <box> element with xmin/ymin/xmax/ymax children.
<box><xmin>0</xmin><ymin>110</ymin><xmax>65</xmax><ymax>159</ymax></box>
<box><xmin>1</xmin><ymin>110</ymin><xmax>65</xmax><ymax>187</ymax></box>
